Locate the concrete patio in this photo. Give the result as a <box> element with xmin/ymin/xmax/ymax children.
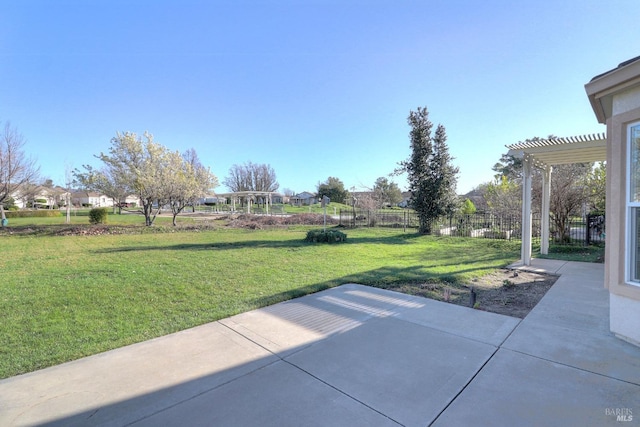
<box><xmin>1</xmin><ymin>260</ymin><xmax>638</xmax><ymax>426</ymax></box>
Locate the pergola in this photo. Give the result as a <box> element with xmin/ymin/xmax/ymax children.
<box><xmin>506</xmin><ymin>133</ymin><xmax>607</xmax><ymax>265</ymax></box>
<box><xmin>216</xmin><ymin>191</ymin><xmax>279</xmax><ymax>214</ymax></box>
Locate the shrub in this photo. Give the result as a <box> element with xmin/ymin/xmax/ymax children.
<box><xmin>3</xmin><ymin>197</ymin><xmax>17</xmax><ymax>210</ymax></box>
<box><xmin>304</xmin><ymin>229</ymin><xmax>347</xmax><ymax>244</ymax></box>
<box><xmin>89</xmin><ymin>207</ymin><xmax>108</xmax><ymax>224</ymax></box>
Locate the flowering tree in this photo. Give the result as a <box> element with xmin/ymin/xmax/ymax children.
<box><xmin>75</xmin><ymin>132</ymin><xmax>217</xmax><ymax>226</ymax></box>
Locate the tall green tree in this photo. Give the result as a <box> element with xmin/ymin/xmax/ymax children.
<box><xmin>317</xmin><ymin>177</ymin><xmax>348</xmax><ymax>204</ymax></box>
<box><xmin>399</xmin><ymin>107</ymin><xmax>459</xmax><ymax>234</ymax></box>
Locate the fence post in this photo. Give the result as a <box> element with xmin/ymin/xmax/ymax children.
<box><xmin>586</xmin><ymin>214</ymin><xmax>591</xmax><ymax>246</ymax></box>
<box><xmin>403</xmin><ymin>210</ymin><xmax>406</xmax><ymax>233</ymax></box>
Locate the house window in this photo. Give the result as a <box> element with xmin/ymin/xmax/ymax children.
<box><xmin>627</xmin><ymin>121</ymin><xmax>640</xmax><ymax>285</ymax></box>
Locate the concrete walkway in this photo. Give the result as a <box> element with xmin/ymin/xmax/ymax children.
<box><xmin>1</xmin><ymin>260</ymin><xmax>639</xmax><ymax>426</ymax></box>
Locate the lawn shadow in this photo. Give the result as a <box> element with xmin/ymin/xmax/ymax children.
<box><xmin>91</xmin><ymin>232</ymin><xmax>425</xmax><ymax>254</ymax></box>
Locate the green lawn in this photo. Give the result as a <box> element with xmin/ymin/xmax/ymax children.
<box><xmin>537</xmin><ymin>244</ymin><xmax>605</xmax><ymax>263</ymax></box>
<box><xmin>0</xmin><ymin>226</ymin><xmax>521</xmax><ymax>379</ymax></box>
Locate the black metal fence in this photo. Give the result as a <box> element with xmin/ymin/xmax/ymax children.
<box><xmin>339</xmin><ymin>209</ymin><xmax>605</xmax><ymax>246</ymax></box>
<box><xmin>551</xmin><ymin>213</ymin><xmax>605</xmax><ymax>246</ymax></box>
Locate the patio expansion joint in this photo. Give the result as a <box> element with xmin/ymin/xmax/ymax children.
<box><xmin>126</xmin><ymin>321</ymin><xmax>295</xmax><ymax>426</ymax></box>
<box><xmin>429</xmin><ymin>345</ymin><xmax>501</xmax><ymax>426</ymax></box>
<box><xmin>397</xmin><ymin>315</ymin><xmax>521</xmax><ymax>349</ymax></box>
<box><xmin>123</xmin><ymin>359</ymin><xmax>284</xmax><ymax>427</ymax></box>
<box><xmin>280</xmin><ymin>359</ymin><xmax>404</xmax><ymax>427</ymax></box>
<box><xmin>498</xmin><ymin>347</ymin><xmax>640</xmax><ymax>388</ymax></box>
<box><xmin>215</xmin><ymin>319</ymin><xmax>405</xmax><ymax>425</ymax></box>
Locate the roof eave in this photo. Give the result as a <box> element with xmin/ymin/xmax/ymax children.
<box><xmin>585</xmin><ymin>58</ymin><xmax>640</xmax><ymax>124</ymax></box>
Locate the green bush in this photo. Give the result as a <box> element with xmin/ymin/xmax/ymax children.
<box><xmin>2</xmin><ymin>197</ymin><xmax>17</xmax><ymax>210</ymax></box>
<box><xmin>89</xmin><ymin>208</ymin><xmax>108</xmax><ymax>224</ymax></box>
<box><xmin>304</xmin><ymin>229</ymin><xmax>347</xmax><ymax>244</ymax></box>
<box><xmin>4</xmin><ymin>210</ymin><xmax>62</xmax><ymax>218</ymax></box>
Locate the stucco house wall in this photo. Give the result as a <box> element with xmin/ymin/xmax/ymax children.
<box><xmin>586</xmin><ymin>57</ymin><xmax>640</xmax><ymax>347</ymax></box>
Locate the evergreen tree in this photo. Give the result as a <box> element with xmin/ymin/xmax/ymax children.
<box><xmin>400</xmin><ymin>107</ymin><xmax>459</xmax><ymax>233</ymax></box>
<box><xmin>317</xmin><ymin>177</ymin><xmax>348</xmax><ymax>204</ymax></box>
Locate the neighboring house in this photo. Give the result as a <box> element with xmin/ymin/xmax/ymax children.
<box><xmin>290</xmin><ymin>192</ymin><xmax>317</xmax><ymax>206</ymax></box>
<box><xmin>398</xmin><ymin>192</ymin><xmax>412</xmax><ymax>208</ymax></box>
<box><xmin>271</xmin><ymin>193</ymin><xmax>285</xmax><ymax>204</ymax></box>
<box><xmin>586</xmin><ymin>56</ymin><xmax>640</xmax><ymax>347</ymax></box>
<box><xmin>71</xmin><ymin>191</ymin><xmax>114</xmax><ymax>207</ymax></box>
<box><xmin>123</xmin><ymin>195</ymin><xmax>140</xmax><ymax>206</ymax></box>
<box><xmin>11</xmin><ymin>186</ymin><xmax>69</xmax><ymax>209</ymax></box>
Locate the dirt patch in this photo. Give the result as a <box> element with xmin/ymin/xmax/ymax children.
<box><xmin>388</xmin><ymin>269</ymin><xmax>558</xmax><ymax>319</ymax></box>
<box><xmin>223</xmin><ymin>213</ymin><xmax>337</xmax><ymax>229</ymax></box>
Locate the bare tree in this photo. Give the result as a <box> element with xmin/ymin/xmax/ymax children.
<box><xmin>223</xmin><ymin>162</ymin><xmax>278</xmax><ymax>192</ymax></box>
<box><xmin>546</xmin><ymin>163</ymin><xmax>592</xmax><ymax>243</ymax></box>
<box><xmin>372</xmin><ymin>177</ymin><xmax>403</xmax><ymax>208</ymax></box>
<box><xmin>0</xmin><ymin>122</ymin><xmax>40</xmax><ymax>221</ymax></box>
<box><xmin>74</xmin><ymin>163</ymin><xmax>132</xmax><ymax>214</ymax></box>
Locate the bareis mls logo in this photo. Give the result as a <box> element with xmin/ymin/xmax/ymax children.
<box><xmin>606</xmin><ymin>408</ymin><xmax>633</xmax><ymax>422</ymax></box>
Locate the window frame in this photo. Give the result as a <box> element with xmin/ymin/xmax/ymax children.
<box><xmin>626</xmin><ymin>120</ymin><xmax>640</xmax><ymax>286</ymax></box>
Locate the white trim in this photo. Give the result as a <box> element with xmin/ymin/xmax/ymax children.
<box><xmin>521</xmin><ymin>155</ymin><xmax>533</xmax><ymax>265</ymax></box>
<box><xmin>626</xmin><ymin>121</ymin><xmax>640</xmax><ymax>286</ymax></box>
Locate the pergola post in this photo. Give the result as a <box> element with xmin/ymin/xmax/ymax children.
<box><xmin>521</xmin><ymin>155</ymin><xmax>533</xmax><ymax>265</ymax></box>
<box><xmin>267</xmin><ymin>193</ymin><xmax>271</xmax><ymax>215</ymax></box>
<box><xmin>541</xmin><ymin>165</ymin><xmax>552</xmax><ymax>255</ymax></box>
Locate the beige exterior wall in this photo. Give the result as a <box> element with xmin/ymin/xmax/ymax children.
<box><xmin>606</xmin><ymin>105</ymin><xmax>640</xmax><ymax>296</ymax></box>
<box><xmin>604</xmin><ymin>92</ymin><xmax>640</xmax><ymax>346</ymax></box>
<box><xmin>587</xmin><ymin>59</ymin><xmax>640</xmax><ymax>347</ymax></box>
<box><xmin>612</xmin><ymin>86</ymin><xmax>640</xmax><ymax>116</ymax></box>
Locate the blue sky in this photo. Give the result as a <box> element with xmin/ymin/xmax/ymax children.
<box><xmin>1</xmin><ymin>0</ymin><xmax>638</xmax><ymax>195</ymax></box>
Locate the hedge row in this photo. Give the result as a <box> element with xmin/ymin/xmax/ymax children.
<box><xmin>3</xmin><ymin>210</ymin><xmax>62</xmax><ymax>218</ymax></box>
